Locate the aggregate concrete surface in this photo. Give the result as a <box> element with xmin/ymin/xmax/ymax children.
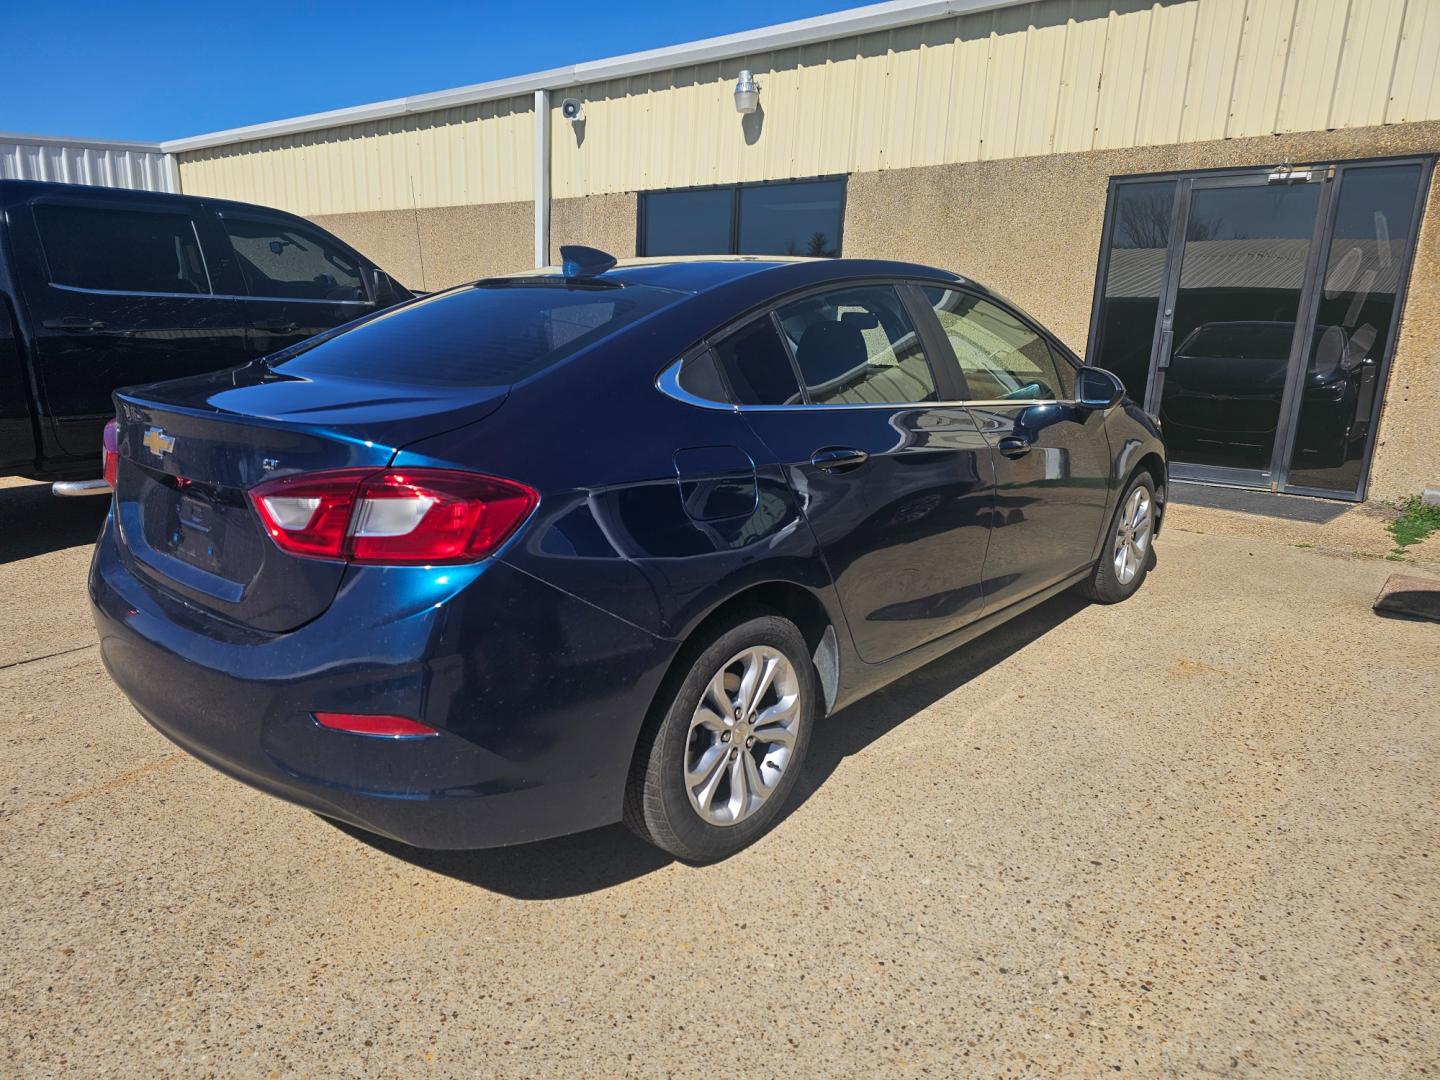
<box><xmin>1</xmin><ymin>477</ymin><xmax>1436</xmax><ymax>1078</ymax></box>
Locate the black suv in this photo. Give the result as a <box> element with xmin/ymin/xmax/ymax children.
<box><xmin>0</xmin><ymin>179</ymin><xmax>411</xmax><ymax>487</ymax></box>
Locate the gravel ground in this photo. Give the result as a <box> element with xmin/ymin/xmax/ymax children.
<box><xmin>1</xmin><ymin>477</ymin><xmax>1436</xmax><ymax>1078</ymax></box>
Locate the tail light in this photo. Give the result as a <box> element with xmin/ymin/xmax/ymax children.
<box><xmin>249</xmin><ymin>468</ymin><xmax>538</xmax><ymax>564</ymax></box>
<box><xmin>102</xmin><ymin>419</ymin><xmax>119</xmax><ymax>488</ymax></box>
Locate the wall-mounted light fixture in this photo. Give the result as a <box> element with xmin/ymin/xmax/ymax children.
<box><xmin>734</xmin><ymin>70</ymin><xmax>759</xmax><ymax>114</ymax></box>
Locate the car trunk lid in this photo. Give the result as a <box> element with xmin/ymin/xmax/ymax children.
<box><xmin>111</xmin><ymin>364</ymin><xmax>507</xmax><ymax>632</ymax></box>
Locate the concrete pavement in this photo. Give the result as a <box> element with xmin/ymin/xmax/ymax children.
<box><xmin>1</xmin><ymin>477</ymin><xmax>1436</xmax><ymax>1077</ymax></box>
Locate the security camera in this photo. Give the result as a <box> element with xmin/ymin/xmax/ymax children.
<box><xmin>560</xmin><ymin>98</ymin><xmax>584</xmax><ymax>123</ymax></box>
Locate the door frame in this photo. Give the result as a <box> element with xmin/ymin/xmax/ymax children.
<box><xmin>1275</xmin><ymin>156</ymin><xmax>1434</xmax><ymax>500</ymax></box>
<box><xmin>1085</xmin><ymin>154</ymin><xmax>1435</xmax><ymax>501</ymax></box>
<box><xmin>1147</xmin><ymin>168</ymin><xmax>1334</xmax><ymax>491</ymax></box>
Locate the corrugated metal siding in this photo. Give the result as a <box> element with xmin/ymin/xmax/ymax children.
<box><xmin>178</xmin><ymin>97</ymin><xmax>533</xmax><ymax>216</ymax></box>
<box><xmin>175</xmin><ymin>0</ymin><xmax>1440</xmax><ymax>210</ymax></box>
<box><xmin>548</xmin><ymin>0</ymin><xmax>1440</xmax><ymax>198</ymax></box>
<box><xmin>0</xmin><ymin>137</ymin><xmax>175</xmax><ymax>192</ymax></box>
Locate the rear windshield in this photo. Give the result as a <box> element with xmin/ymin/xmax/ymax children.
<box><xmin>272</xmin><ymin>281</ymin><xmax>685</xmax><ymax>387</ymax></box>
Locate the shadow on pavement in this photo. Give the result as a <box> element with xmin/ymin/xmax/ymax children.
<box><xmin>0</xmin><ymin>482</ymin><xmax>108</xmax><ymax>565</ymax></box>
<box><xmin>345</xmin><ymin>590</ymin><xmax>1087</xmax><ymax>900</ymax></box>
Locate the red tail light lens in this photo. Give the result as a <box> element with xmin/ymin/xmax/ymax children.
<box><xmin>102</xmin><ymin>419</ymin><xmax>119</xmax><ymax>488</ymax></box>
<box><xmin>313</xmin><ymin>712</ymin><xmax>439</xmax><ymax>738</ymax></box>
<box><xmin>249</xmin><ymin>468</ymin><xmax>538</xmax><ymax>564</ymax></box>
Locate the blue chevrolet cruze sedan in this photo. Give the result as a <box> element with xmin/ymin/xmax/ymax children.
<box><xmin>90</xmin><ymin>249</ymin><xmax>1165</xmax><ymax>862</ymax></box>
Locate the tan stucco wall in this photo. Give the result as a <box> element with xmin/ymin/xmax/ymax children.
<box><xmin>549</xmin><ymin>193</ymin><xmax>638</xmax><ymax>266</ymax></box>
<box><xmin>310</xmin><ymin>195</ymin><xmax>638</xmax><ymax>292</ymax></box>
<box><xmin>844</xmin><ymin>121</ymin><xmax>1440</xmax><ymax>500</ymax></box>
<box><xmin>310</xmin><ymin>201</ymin><xmax>534</xmax><ymax>292</ymax></box>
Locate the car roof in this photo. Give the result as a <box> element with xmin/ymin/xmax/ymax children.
<box><xmin>0</xmin><ymin>178</ymin><xmax>322</xmax><ymax>225</ymax></box>
<box><xmin>506</xmin><ymin>256</ymin><xmax>966</xmax><ymax>295</ymax></box>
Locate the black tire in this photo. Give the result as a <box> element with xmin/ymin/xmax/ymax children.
<box><xmin>1076</xmin><ymin>471</ymin><xmax>1157</xmax><ymax>604</ymax></box>
<box><xmin>624</xmin><ymin>612</ymin><xmax>818</xmax><ymax>862</ymax></box>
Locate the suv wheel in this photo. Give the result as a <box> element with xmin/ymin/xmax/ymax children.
<box><xmin>625</xmin><ymin>613</ymin><xmax>817</xmax><ymax>862</ymax></box>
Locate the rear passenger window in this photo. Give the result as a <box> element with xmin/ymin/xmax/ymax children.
<box><xmin>35</xmin><ymin>204</ymin><xmax>209</xmax><ymax>295</ymax></box>
<box><xmin>777</xmin><ymin>285</ymin><xmax>936</xmax><ymax>405</ymax></box>
<box><xmin>222</xmin><ymin>214</ymin><xmax>366</xmax><ymax>301</ymax></box>
<box><xmin>922</xmin><ymin>287</ymin><xmax>1073</xmax><ymax>401</ymax></box>
<box><xmin>712</xmin><ymin>317</ymin><xmax>802</xmax><ymax>406</ymax></box>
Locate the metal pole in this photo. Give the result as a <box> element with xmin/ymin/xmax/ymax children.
<box><xmin>533</xmin><ymin>88</ymin><xmax>551</xmax><ymax>268</ymax></box>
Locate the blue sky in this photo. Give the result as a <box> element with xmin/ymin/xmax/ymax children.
<box><xmin>7</xmin><ymin>0</ymin><xmax>861</xmax><ymax>142</ymax></box>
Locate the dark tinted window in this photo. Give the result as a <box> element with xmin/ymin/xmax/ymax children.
<box><xmin>35</xmin><ymin>204</ymin><xmax>209</xmax><ymax>294</ymax></box>
<box><xmin>1089</xmin><ymin>180</ymin><xmax>1174</xmax><ymax>400</ymax></box>
<box><xmin>223</xmin><ymin>214</ymin><xmax>366</xmax><ymax>301</ymax></box>
<box><xmin>738</xmin><ymin>180</ymin><xmax>843</xmax><ymax>257</ymax></box>
<box><xmin>274</xmin><ymin>282</ymin><xmax>684</xmax><ymax>387</ymax></box>
<box><xmin>778</xmin><ymin>285</ymin><xmax>935</xmax><ymax>405</ymax></box>
<box><xmin>713</xmin><ymin>318</ymin><xmax>801</xmax><ymax>405</ymax></box>
<box><xmin>639</xmin><ymin>178</ymin><xmax>845</xmax><ymax>257</ymax></box>
<box><xmin>641</xmin><ymin>189</ymin><xmax>732</xmax><ymax>256</ymax></box>
<box><xmin>675</xmin><ymin>350</ymin><xmax>731</xmax><ymax>403</ymax></box>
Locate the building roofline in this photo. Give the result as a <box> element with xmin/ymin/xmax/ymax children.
<box><xmin>0</xmin><ymin>130</ymin><xmax>165</xmax><ymax>153</ymax></box>
<box><xmin>158</xmin><ymin>0</ymin><xmax>1022</xmax><ymax>154</ymax></box>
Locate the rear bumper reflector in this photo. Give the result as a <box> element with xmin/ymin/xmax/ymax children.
<box><xmin>312</xmin><ymin>712</ymin><xmax>439</xmax><ymax>739</ymax></box>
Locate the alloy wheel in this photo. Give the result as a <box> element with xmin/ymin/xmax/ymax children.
<box><xmin>1112</xmin><ymin>486</ymin><xmax>1153</xmax><ymax>585</ymax></box>
<box><xmin>684</xmin><ymin>646</ymin><xmax>802</xmax><ymax>827</ymax></box>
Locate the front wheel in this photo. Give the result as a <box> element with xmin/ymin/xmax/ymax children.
<box><xmin>1077</xmin><ymin>472</ymin><xmax>1157</xmax><ymax>604</ymax></box>
<box><xmin>624</xmin><ymin>614</ymin><xmax>817</xmax><ymax>862</ymax></box>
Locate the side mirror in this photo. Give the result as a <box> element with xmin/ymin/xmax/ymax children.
<box><xmin>368</xmin><ymin>268</ymin><xmax>410</xmax><ymax>307</ymax></box>
<box><xmin>1077</xmin><ymin>367</ymin><xmax>1125</xmax><ymax>410</ymax></box>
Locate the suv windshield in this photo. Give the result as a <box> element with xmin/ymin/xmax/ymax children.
<box><xmin>273</xmin><ymin>281</ymin><xmax>686</xmax><ymax>387</ymax></box>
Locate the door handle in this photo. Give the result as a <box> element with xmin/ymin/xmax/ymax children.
<box><xmin>254</xmin><ymin>319</ymin><xmax>299</xmax><ymax>333</ymax></box>
<box><xmin>43</xmin><ymin>317</ymin><xmax>105</xmax><ymax>332</ymax></box>
<box><xmin>810</xmin><ymin>447</ymin><xmax>869</xmax><ymax>471</ymax></box>
<box><xmin>996</xmin><ymin>435</ymin><xmax>1033</xmax><ymax>459</ymax></box>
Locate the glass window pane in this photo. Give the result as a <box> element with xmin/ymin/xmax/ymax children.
<box><xmin>641</xmin><ymin>190</ymin><xmax>732</xmax><ymax>256</ymax></box>
<box><xmin>712</xmin><ymin>318</ymin><xmax>802</xmax><ymax>405</ymax></box>
<box><xmin>923</xmin><ymin>288</ymin><xmax>1068</xmax><ymax>401</ymax></box>
<box><xmin>1286</xmin><ymin>163</ymin><xmax>1425</xmax><ymax>494</ymax></box>
<box><xmin>1090</xmin><ymin>180</ymin><xmax>1174</xmax><ymax>400</ymax></box>
<box><xmin>1162</xmin><ymin>182</ymin><xmax>1321</xmax><ymax>472</ymax></box>
<box><xmin>738</xmin><ymin>180</ymin><xmax>843</xmax><ymax>257</ymax></box>
<box><xmin>35</xmin><ymin>204</ymin><xmax>209</xmax><ymax>294</ymax></box>
<box><xmin>778</xmin><ymin>285</ymin><xmax>935</xmax><ymax>405</ymax></box>
<box><xmin>275</xmin><ymin>283</ymin><xmax>685</xmax><ymax>387</ymax></box>
<box><xmin>224</xmin><ymin>215</ymin><xmax>365</xmax><ymax>301</ymax></box>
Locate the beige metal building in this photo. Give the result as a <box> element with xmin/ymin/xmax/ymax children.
<box><xmin>72</xmin><ymin>0</ymin><xmax>1440</xmax><ymax>499</ymax></box>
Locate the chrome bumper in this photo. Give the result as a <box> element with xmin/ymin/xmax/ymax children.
<box><xmin>52</xmin><ymin>479</ymin><xmax>111</xmax><ymax>497</ymax></box>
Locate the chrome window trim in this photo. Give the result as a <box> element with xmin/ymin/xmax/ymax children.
<box><xmin>47</xmin><ymin>282</ymin><xmax>373</xmax><ymax>305</ymax></box>
<box><xmin>657</xmin><ymin>360</ymin><xmax>1072</xmax><ymax>411</ymax></box>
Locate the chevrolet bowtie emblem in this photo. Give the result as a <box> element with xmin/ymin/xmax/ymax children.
<box><xmin>142</xmin><ymin>427</ymin><xmax>176</xmax><ymax>457</ymax></box>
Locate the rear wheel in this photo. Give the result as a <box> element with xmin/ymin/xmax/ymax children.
<box><xmin>1077</xmin><ymin>472</ymin><xmax>1157</xmax><ymax>604</ymax></box>
<box><xmin>625</xmin><ymin>614</ymin><xmax>816</xmax><ymax>862</ymax></box>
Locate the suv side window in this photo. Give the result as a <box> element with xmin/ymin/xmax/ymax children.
<box><xmin>221</xmin><ymin>214</ymin><xmax>366</xmax><ymax>301</ymax></box>
<box><xmin>34</xmin><ymin>204</ymin><xmax>210</xmax><ymax>295</ymax></box>
<box><xmin>922</xmin><ymin>287</ymin><xmax>1073</xmax><ymax>401</ymax></box>
<box><xmin>712</xmin><ymin>316</ymin><xmax>803</xmax><ymax>406</ymax></box>
<box><xmin>777</xmin><ymin>284</ymin><xmax>936</xmax><ymax>405</ymax></box>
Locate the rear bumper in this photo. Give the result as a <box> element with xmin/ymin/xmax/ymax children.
<box><xmin>89</xmin><ymin>513</ymin><xmax>674</xmax><ymax>849</ymax></box>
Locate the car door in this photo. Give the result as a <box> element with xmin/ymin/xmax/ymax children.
<box><xmin>0</xmin><ymin>290</ymin><xmax>37</xmax><ymax>472</ymax></box>
<box><xmin>712</xmin><ymin>281</ymin><xmax>997</xmax><ymax>665</ymax></box>
<box><xmin>917</xmin><ymin>286</ymin><xmax>1110</xmax><ymax>612</ymax></box>
<box><xmin>11</xmin><ymin>192</ymin><xmax>248</xmax><ymax>459</ymax></box>
<box><xmin>213</xmin><ymin>208</ymin><xmax>378</xmax><ymax>358</ymax></box>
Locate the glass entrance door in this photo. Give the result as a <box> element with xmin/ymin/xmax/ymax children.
<box><xmin>1153</xmin><ymin>174</ymin><xmax>1326</xmax><ymax>487</ymax></box>
<box><xmin>1087</xmin><ymin>157</ymin><xmax>1431</xmax><ymax>500</ymax></box>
